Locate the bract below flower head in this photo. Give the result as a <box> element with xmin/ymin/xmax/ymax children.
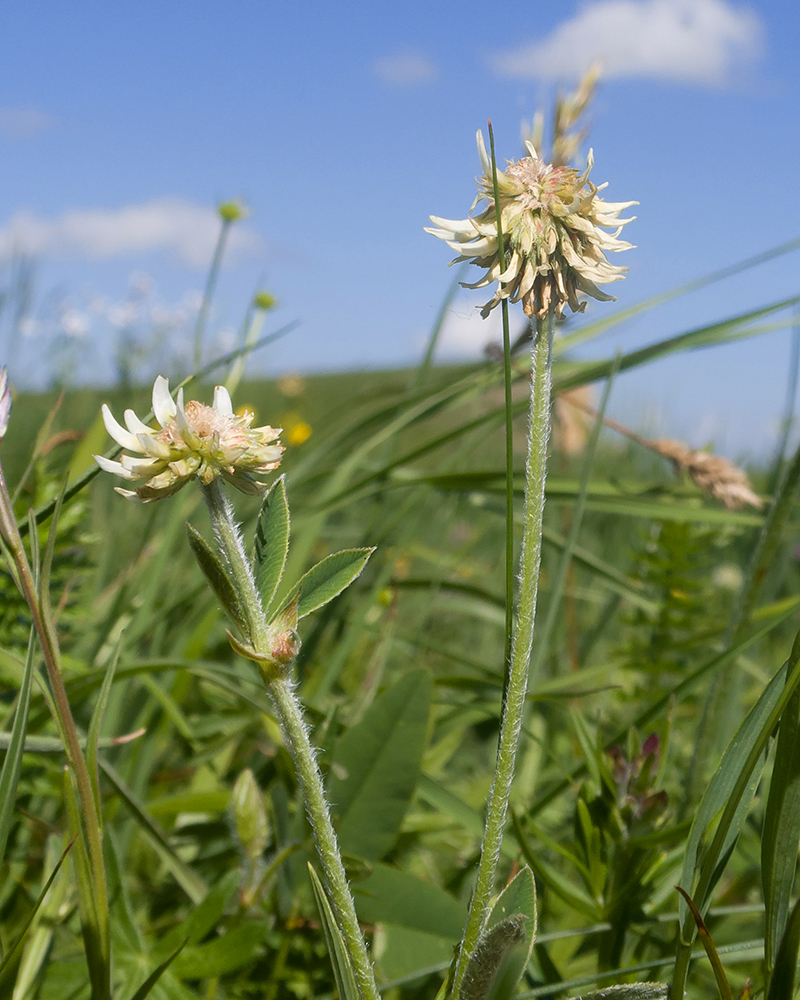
<box><xmin>425</xmin><ymin>131</ymin><xmax>636</xmax><ymax>320</ymax></box>
<box><xmin>95</xmin><ymin>376</ymin><xmax>284</xmax><ymax>502</ymax></box>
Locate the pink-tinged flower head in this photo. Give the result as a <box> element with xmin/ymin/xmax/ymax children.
<box><xmin>95</xmin><ymin>376</ymin><xmax>283</xmax><ymax>502</ymax></box>
<box><xmin>425</xmin><ymin>132</ymin><xmax>636</xmax><ymax>320</ymax></box>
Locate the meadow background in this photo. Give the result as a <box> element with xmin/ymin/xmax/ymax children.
<box><xmin>3</xmin><ymin>1</ymin><xmax>800</xmax><ymax>998</ymax></box>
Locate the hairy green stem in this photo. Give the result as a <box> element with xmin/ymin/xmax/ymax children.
<box><xmin>0</xmin><ymin>465</ymin><xmax>109</xmax><ymax>994</ymax></box>
<box><xmin>452</xmin><ymin>310</ymin><xmax>553</xmax><ymax>996</ymax></box>
<box><xmin>201</xmin><ymin>479</ymin><xmax>379</xmax><ymax>1000</ymax></box>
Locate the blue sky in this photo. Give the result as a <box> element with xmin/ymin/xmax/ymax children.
<box><xmin>0</xmin><ymin>0</ymin><xmax>799</xmax><ymax>455</ymax></box>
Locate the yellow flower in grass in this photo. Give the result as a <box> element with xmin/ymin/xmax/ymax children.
<box><xmin>95</xmin><ymin>376</ymin><xmax>283</xmax><ymax>502</ymax></box>
<box><xmin>425</xmin><ymin>131</ymin><xmax>636</xmax><ymax>319</ymax></box>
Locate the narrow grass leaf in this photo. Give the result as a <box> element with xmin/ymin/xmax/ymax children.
<box><xmin>99</xmin><ymin>758</ymin><xmax>207</xmax><ymax>904</ymax></box>
<box><xmin>675</xmin><ymin>887</ymin><xmax>733</xmax><ymax>1000</ymax></box>
<box><xmin>253</xmin><ymin>475</ymin><xmax>290</xmax><ymax>614</ymax></box>
<box><xmin>308</xmin><ymin>863</ymin><xmax>360</xmax><ymax>1000</ymax></box>
<box><xmin>762</xmin><ymin>683</ymin><xmax>800</xmax><ymax>977</ymax></box>
<box><xmin>767</xmin><ymin>894</ymin><xmax>800</xmax><ymax>1000</ymax></box>
<box><xmin>85</xmin><ymin>632</ymin><xmax>123</xmax><ymax>815</ymax></box>
<box><xmin>127</xmin><ymin>941</ymin><xmax>187</xmax><ymax>1000</ymax></box>
<box><xmin>0</xmin><ymin>837</ymin><xmax>72</xmax><ymax>976</ymax></box>
<box><xmin>0</xmin><ymin>630</ymin><xmax>36</xmax><ymax>862</ymax></box>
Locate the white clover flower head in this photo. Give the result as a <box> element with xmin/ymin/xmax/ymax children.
<box><xmin>0</xmin><ymin>368</ymin><xmax>11</xmax><ymax>441</ymax></box>
<box><xmin>425</xmin><ymin>131</ymin><xmax>637</xmax><ymax>320</ymax></box>
<box><xmin>95</xmin><ymin>375</ymin><xmax>284</xmax><ymax>502</ymax></box>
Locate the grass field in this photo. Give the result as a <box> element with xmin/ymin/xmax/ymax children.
<box><xmin>1</xmin><ymin>294</ymin><xmax>800</xmax><ymax>1000</ymax></box>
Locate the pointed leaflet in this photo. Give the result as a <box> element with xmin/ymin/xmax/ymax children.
<box><xmin>278</xmin><ymin>547</ymin><xmax>374</xmax><ymax>620</ymax></box>
<box><xmin>458</xmin><ymin>867</ymin><xmax>537</xmax><ymax>1000</ymax></box>
<box><xmin>253</xmin><ymin>475</ymin><xmax>290</xmax><ymax>614</ymax></box>
<box><xmin>186</xmin><ymin>523</ymin><xmax>248</xmax><ymax>634</ymax></box>
<box><xmin>307</xmin><ymin>863</ymin><xmax>359</xmax><ymax>1000</ymax></box>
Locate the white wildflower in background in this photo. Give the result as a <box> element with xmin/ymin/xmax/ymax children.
<box><xmin>95</xmin><ymin>375</ymin><xmax>283</xmax><ymax>502</ymax></box>
<box><xmin>426</xmin><ymin>131</ymin><xmax>636</xmax><ymax>319</ymax></box>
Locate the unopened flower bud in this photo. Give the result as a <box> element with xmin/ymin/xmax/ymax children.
<box><xmin>253</xmin><ymin>291</ymin><xmax>277</xmax><ymax>311</ymax></box>
<box><xmin>231</xmin><ymin>768</ymin><xmax>270</xmax><ymax>861</ymax></box>
<box><xmin>218</xmin><ymin>200</ymin><xmax>246</xmax><ymax>223</ymax></box>
<box><xmin>271</xmin><ymin>628</ymin><xmax>300</xmax><ymax>665</ymax></box>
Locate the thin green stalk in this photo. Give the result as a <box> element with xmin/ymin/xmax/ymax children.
<box><xmin>201</xmin><ymin>480</ymin><xmax>379</xmax><ymax>1000</ymax></box>
<box><xmin>452</xmin><ymin>309</ymin><xmax>553</xmax><ymax>996</ymax></box>
<box><xmin>487</xmin><ymin>121</ymin><xmax>516</xmax><ymax>682</ymax></box>
<box><xmin>227</xmin><ymin>302</ymin><xmax>267</xmax><ymax>397</ymax></box>
<box><xmin>769</xmin><ymin>312</ymin><xmax>800</xmax><ymax>494</ymax></box>
<box><xmin>193</xmin><ymin>215</ymin><xmax>234</xmax><ymax>373</ymax></box>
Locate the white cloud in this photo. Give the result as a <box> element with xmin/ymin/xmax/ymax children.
<box><xmin>373</xmin><ymin>51</ymin><xmax>438</xmax><ymax>86</ymax></box>
<box><xmin>436</xmin><ymin>305</ymin><xmax>503</xmax><ymax>359</ymax></box>
<box><xmin>492</xmin><ymin>0</ymin><xmax>763</xmax><ymax>86</ymax></box>
<box><xmin>0</xmin><ymin>106</ymin><xmax>54</xmax><ymax>139</ymax></box>
<box><xmin>0</xmin><ymin>198</ymin><xmax>263</xmax><ymax>267</ymax></box>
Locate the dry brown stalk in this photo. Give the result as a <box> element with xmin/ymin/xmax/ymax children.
<box><xmin>562</xmin><ymin>394</ymin><xmax>764</xmax><ymax>510</ymax></box>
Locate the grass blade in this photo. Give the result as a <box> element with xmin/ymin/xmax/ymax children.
<box><xmin>0</xmin><ymin>629</ymin><xmax>36</xmax><ymax>862</ymax></box>
<box><xmin>307</xmin><ymin>863</ymin><xmax>359</xmax><ymax>1000</ymax></box>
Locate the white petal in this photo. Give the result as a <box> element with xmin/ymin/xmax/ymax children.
<box><xmin>124</xmin><ymin>409</ymin><xmax>153</xmax><ymax>435</ymax></box>
<box><xmin>476</xmin><ymin>130</ymin><xmax>491</xmax><ymax>177</ymax></box>
<box><xmin>120</xmin><ymin>455</ymin><xmax>163</xmax><ymax>476</ymax></box>
<box><xmin>152</xmin><ymin>376</ymin><xmax>177</xmax><ymax>427</ymax></box>
<box><xmin>213</xmin><ymin>385</ymin><xmax>233</xmax><ymax>416</ymax></box>
<box><xmin>138</xmin><ymin>434</ymin><xmax>172</xmax><ymax>459</ymax></box>
<box><xmin>101</xmin><ymin>405</ymin><xmax>142</xmax><ymax>452</ymax></box>
<box><xmin>524</xmin><ymin>140</ymin><xmax>539</xmax><ymax>160</ymax></box>
<box><xmin>94</xmin><ymin>454</ymin><xmax>137</xmax><ymax>480</ymax></box>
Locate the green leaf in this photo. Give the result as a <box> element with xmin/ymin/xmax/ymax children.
<box><xmin>127</xmin><ymin>940</ymin><xmax>187</xmax><ymax>1000</ymax></box>
<box><xmin>85</xmin><ymin>632</ymin><xmax>123</xmax><ymax>815</ymax></box>
<box><xmin>155</xmin><ymin>871</ymin><xmax>240</xmax><ymax>961</ymax></box>
<box><xmin>170</xmin><ymin>921</ymin><xmax>270</xmax><ymax>979</ymax></box>
<box><xmin>254</xmin><ymin>475</ymin><xmax>290</xmax><ymax>614</ymax></box>
<box><xmin>0</xmin><ymin>630</ymin><xmax>36</xmax><ymax>863</ymax></box>
<box><xmin>768</xmin><ymin>894</ymin><xmax>800</xmax><ymax>1000</ymax></box>
<box><xmin>458</xmin><ymin>867</ymin><xmax>537</xmax><ymax>1000</ymax></box>
<box><xmin>679</xmin><ymin>656</ymin><xmax>791</xmax><ymax>918</ymax></box>
<box><xmin>329</xmin><ymin>670</ymin><xmax>432</xmax><ymax>861</ymax></box>
<box><xmin>186</xmin><ymin>522</ymin><xmax>247</xmax><ymax>633</ymax></box>
<box><xmin>763</xmin><ymin>683</ymin><xmax>800</xmax><ymax>978</ymax></box>
<box><xmin>307</xmin><ymin>864</ymin><xmax>359</xmax><ymax>1000</ymax></box>
<box><xmin>0</xmin><ymin>838</ymin><xmax>72</xmax><ymax>977</ymax></box>
<box><xmin>354</xmin><ymin>863</ymin><xmax>466</xmax><ymax>940</ymax></box>
<box><xmin>281</xmin><ymin>547</ymin><xmax>375</xmax><ymax>620</ymax></box>
<box><xmin>675</xmin><ymin>886</ymin><xmax>732</xmax><ymax>1000</ymax></box>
